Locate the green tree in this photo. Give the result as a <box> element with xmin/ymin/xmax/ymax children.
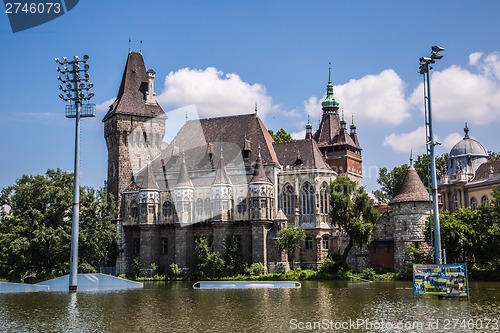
<box><xmin>275</xmin><ymin>227</ymin><xmax>306</xmax><ymax>269</ymax></box>
<box><xmin>0</xmin><ymin>169</ymin><xmax>118</xmax><ymax>279</ymax></box>
<box><xmin>223</xmin><ymin>235</ymin><xmax>245</xmax><ymax>276</ymax></box>
<box><xmin>268</xmin><ymin>128</ymin><xmax>293</xmax><ymax>142</ymax></box>
<box><xmin>489</xmin><ymin>151</ymin><xmax>500</xmax><ymax>161</ymax></box>
<box><xmin>374</xmin><ymin>164</ymin><xmax>409</xmax><ymax>203</ymax></box>
<box><xmin>375</xmin><ymin>153</ymin><xmax>448</xmax><ymax>202</ymax></box>
<box><xmin>194</xmin><ymin>237</ymin><xmax>224</xmax><ymax>278</ymax></box>
<box><xmin>330</xmin><ymin>177</ymin><xmax>379</xmax><ymax>267</ymax></box>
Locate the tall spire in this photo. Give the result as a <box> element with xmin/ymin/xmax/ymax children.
<box><xmin>409</xmin><ymin>149</ymin><xmax>413</xmax><ymax>166</ymax></box>
<box><xmin>321</xmin><ymin>62</ymin><xmax>340</xmax><ymax>112</ymax></box>
<box><xmin>176</xmin><ymin>150</ymin><xmax>192</xmax><ymax>187</ymax></box>
<box><xmin>251</xmin><ymin>143</ymin><xmax>270</xmax><ymax>183</ymax></box>
<box><xmin>213</xmin><ymin>143</ymin><xmax>231</xmax><ymax>185</ymax></box>
<box><xmin>305</xmin><ymin>115</ymin><xmax>313</xmax><ymax>140</ymax></box>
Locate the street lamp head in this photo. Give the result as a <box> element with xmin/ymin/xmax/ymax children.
<box><xmin>431</xmin><ymin>53</ymin><xmax>443</xmax><ymax>60</ymax></box>
<box><xmin>74</xmin><ymin>55</ymin><xmax>79</xmax><ymax>61</ymax></box>
<box><xmin>55</xmin><ymin>58</ymin><xmax>60</xmax><ymax>63</ymax></box>
<box><xmin>83</xmin><ymin>54</ymin><xmax>89</xmax><ymax>61</ymax></box>
<box><xmin>62</xmin><ymin>56</ymin><xmax>68</xmax><ymax>62</ymax></box>
<box><xmin>432</xmin><ymin>45</ymin><xmax>445</xmax><ymax>53</ymax></box>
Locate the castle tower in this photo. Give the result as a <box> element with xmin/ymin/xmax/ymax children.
<box><xmin>102</xmin><ymin>52</ymin><xmax>166</xmax><ymax>215</ymax></box>
<box><xmin>173</xmin><ymin>151</ymin><xmax>194</xmax><ymax>224</ymax></box>
<box><xmin>211</xmin><ymin>144</ymin><xmax>233</xmax><ymax>222</ymax></box>
<box><xmin>312</xmin><ymin>64</ymin><xmax>362</xmax><ymax>184</ymax></box>
<box><xmin>390</xmin><ymin>165</ymin><xmax>431</xmax><ymax>271</ymax></box>
<box><xmin>249</xmin><ymin>145</ymin><xmax>274</xmax><ymax>269</ymax></box>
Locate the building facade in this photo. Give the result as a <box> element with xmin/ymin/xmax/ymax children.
<box><xmin>438</xmin><ymin>125</ymin><xmax>499</xmax><ymax>212</ymax></box>
<box><xmin>102</xmin><ymin>52</ymin><xmax>370</xmax><ymax>274</ymax></box>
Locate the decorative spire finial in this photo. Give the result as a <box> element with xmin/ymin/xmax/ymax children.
<box><xmin>410</xmin><ymin>149</ymin><xmax>413</xmax><ymax>166</ymax></box>
<box><xmin>464</xmin><ymin>122</ymin><xmax>469</xmax><ymax>138</ymax></box>
<box><xmin>128</xmin><ymin>38</ymin><xmax>131</xmax><ymax>53</ymax></box>
<box><xmin>328</xmin><ymin>62</ymin><xmax>332</xmax><ymax>83</ymax></box>
<box><xmin>255</xmin><ymin>102</ymin><xmax>258</xmax><ymax>115</ymax></box>
<box><xmin>140</xmin><ymin>40</ymin><xmax>143</xmax><ymax>54</ymax></box>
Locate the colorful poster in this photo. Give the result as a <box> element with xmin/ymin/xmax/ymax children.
<box><xmin>413</xmin><ymin>263</ymin><xmax>468</xmax><ymax>297</ymax></box>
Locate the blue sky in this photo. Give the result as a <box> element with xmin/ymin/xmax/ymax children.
<box><xmin>1</xmin><ymin>1</ymin><xmax>499</xmax><ymax>193</ymax></box>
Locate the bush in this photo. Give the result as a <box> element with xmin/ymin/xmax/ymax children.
<box><xmin>245</xmin><ymin>263</ymin><xmax>265</xmax><ymax>276</ymax></box>
<box><xmin>319</xmin><ymin>258</ymin><xmax>336</xmax><ymax>273</ymax></box>
<box><xmin>79</xmin><ymin>262</ymin><xmax>97</xmax><ymax>273</ymax></box>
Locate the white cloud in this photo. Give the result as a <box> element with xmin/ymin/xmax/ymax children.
<box><xmin>409</xmin><ymin>52</ymin><xmax>500</xmax><ymax>125</ymax></box>
<box><xmin>441</xmin><ymin>132</ymin><xmax>463</xmax><ymax>150</ymax></box>
<box><xmin>303</xmin><ymin>69</ymin><xmax>411</xmax><ymax>126</ymax></box>
<box><xmin>95</xmin><ymin>98</ymin><xmax>115</xmax><ymax>114</ymax></box>
<box><xmin>469</xmin><ymin>52</ymin><xmax>483</xmax><ymax>66</ymax></box>
<box><xmin>157</xmin><ymin>67</ymin><xmax>274</xmax><ymax>118</ymax></box>
<box><xmin>383</xmin><ymin>126</ymin><xmax>426</xmax><ymax>154</ymax></box>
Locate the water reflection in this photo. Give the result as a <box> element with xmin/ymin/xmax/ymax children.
<box><xmin>0</xmin><ymin>281</ymin><xmax>498</xmax><ymax>332</ymax></box>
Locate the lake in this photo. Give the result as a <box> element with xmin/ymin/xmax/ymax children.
<box><xmin>1</xmin><ymin>281</ymin><xmax>499</xmax><ymax>332</ymax></box>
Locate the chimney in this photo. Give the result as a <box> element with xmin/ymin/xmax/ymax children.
<box><xmin>146</xmin><ymin>69</ymin><xmax>156</xmax><ymax>104</ymax></box>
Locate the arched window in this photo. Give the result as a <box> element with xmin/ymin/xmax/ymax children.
<box><xmin>301</xmin><ymin>182</ymin><xmax>314</xmax><ymax>215</ymax></box>
<box><xmin>130</xmin><ymin>201</ymin><xmax>138</xmax><ymax>218</ymax></box>
<box><xmin>322</xmin><ymin>235</ymin><xmax>329</xmax><ymax>250</ymax></box>
<box><xmin>163</xmin><ymin>201</ymin><xmax>173</xmax><ymax>217</ymax></box>
<box><xmin>481</xmin><ymin>195</ymin><xmax>489</xmax><ymax>205</ymax></box>
<box><xmin>196</xmin><ymin>198</ymin><xmax>204</xmax><ymax>216</ymax></box>
<box><xmin>320</xmin><ymin>182</ymin><xmax>329</xmax><ymax>214</ymax></box>
<box><xmin>282</xmin><ymin>183</ymin><xmax>295</xmax><ymax>215</ymax></box>
<box><xmin>470</xmin><ymin>197</ymin><xmax>477</xmax><ymax>210</ymax></box>
<box><xmin>204</xmin><ymin>198</ymin><xmax>211</xmax><ymax>214</ymax></box>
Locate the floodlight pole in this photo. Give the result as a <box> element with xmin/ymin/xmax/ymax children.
<box><xmin>55</xmin><ymin>55</ymin><xmax>96</xmax><ymax>292</ymax></box>
<box><xmin>420</xmin><ymin>46</ymin><xmax>444</xmax><ymax>264</ymax></box>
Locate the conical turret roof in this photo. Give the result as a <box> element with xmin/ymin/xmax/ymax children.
<box><xmin>390</xmin><ymin>166</ymin><xmax>430</xmax><ymax>204</ymax></box>
<box><xmin>176</xmin><ymin>151</ymin><xmax>193</xmax><ymax>187</ymax></box>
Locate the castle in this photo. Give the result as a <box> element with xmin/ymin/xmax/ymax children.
<box><xmin>103</xmin><ymin>51</ymin><xmax>430</xmax><ymax>274</ymax></box>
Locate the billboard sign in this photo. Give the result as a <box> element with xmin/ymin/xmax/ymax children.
<box><xmin>413</xmin><ymin>263</ymin><xmax>468</xmax><ymax>297</ymax></box>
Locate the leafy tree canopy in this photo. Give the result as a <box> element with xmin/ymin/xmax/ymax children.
<box><xmin>0</xmin><ymin>169</ymin><xmax>118</xmax><ymax>280</ymax></box>
<box><xmin>330</xmin><ymin>177</ymin><xmax>379</xmax><ymax>267</ymax></box>
<box><xmin>268</xmin><ymin>128</ymin><xmax>293</xmax><ymax>142</ymax></box>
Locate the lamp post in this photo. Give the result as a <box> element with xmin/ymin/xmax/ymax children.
<box><xmin>55</xmin><ymin>55</ymin><xmax>95</xmax><ymax>292</ymax></box>
<box><xmin>419</xmin><ymin>45</ymin><xmax>444</xmax><ymax>264</ymax></box>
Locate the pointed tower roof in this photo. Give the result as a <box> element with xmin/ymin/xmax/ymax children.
<box><xmin>251</xmin><ymin>144</ymin><xmax>272</xmax><ymax>183</ymax></box>
<box><xmin>141</xmin><ymin>163</ymin><xmax>159</xmax><ymax>190</ymax></box>
<box><xmin>321</xmin><ymin>63</ymin><xmax>340</xmax><ymax>111</ymax></box>
<box><xmin>213</xmin><ymin>144</ymin><xmax>232</xmax><ymax>185</ymax></box>
<box><xmin>176</xmin><ymin>151</ymin><xmax>193</xmax><ymax>187</ymax></box>
<box><xmin>102</xmin><ymin>52</ymin><xmax>165</xmax><ymax>122</ymax></box>
<box><xmin>390</xmin><ymin>166</ymin><xmax>430</xmax><ymax>204</ymax></box>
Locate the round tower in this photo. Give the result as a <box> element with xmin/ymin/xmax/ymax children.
<box><xmin>390</xmin><ymin>166</ymin><xmax>432</xmax><ymax>271</ymax></box>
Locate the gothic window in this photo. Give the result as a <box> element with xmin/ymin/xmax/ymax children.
<box><xmin>470</xmin><ymin>197</ymin><xmax>477</xmax><ymax>210</ymax></box>
<box><xmin>140</xmin><ymin>204</ymin><xmax>146</xmax><ymax>216</ymax></box>
<box><xmin>301</xmin><ymin>182</ymin><xmax>314</xmax><ymax>215</ymax></box>
<box><xmin>204</xmin><ymin>198</ymin><xmax>211</xmax><ymax>214</ymax></box>
<box><xmin>481</xmin><ymin>195</ymin><xmax>489</xmax><ymax>205</ymax></box>
<box><xmin>320</xmin><ymin>182</ymin><xmax>329</xmax><ymax>214</ymax></box>
<box><xmin>148</xmin><ymin>205</ymin><xmax>155</xmax><ymax>215</ymax></box>
<box><xmin>322</xmin><ymin>235</ymin><xmax>329</xmax><ymax>250</ymax></box>
<box><xmin>305</xmin><ymin>237</ymin><xmax>313</xmax><ymax>250</ymax></box>
<box><xmin>453</xmin><ymin>194</ymin><xmax>459</xmax><ymax>210</ymax></box>
<box><xmin>282</xmin><ymin>184</ymin><xmax>295</xmax><ymax>215</ymax></box>
<box><xmin>196</xmin><ymin>198</ymin><xmax>203</xmax><ymax>216</ymax></box>
<box><xmin>222</xmin><ymin>200</ymin><xmax>229</xmax><ymax>210</ymax></box>
<box><xmin>237</xmin><ymin>197</ymin><xmax>247</xmax><ymax>214</ymax></box>
<box><xmin>163</xmin><ymin>201</ymin><xmax>173</xmax><ymax>217</ymax></box>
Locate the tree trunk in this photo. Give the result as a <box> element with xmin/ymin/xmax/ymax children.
<box><xmin>341</xmin><ymin>237</ymin><xmax>354</xmax><ymax>268</ymax></box>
